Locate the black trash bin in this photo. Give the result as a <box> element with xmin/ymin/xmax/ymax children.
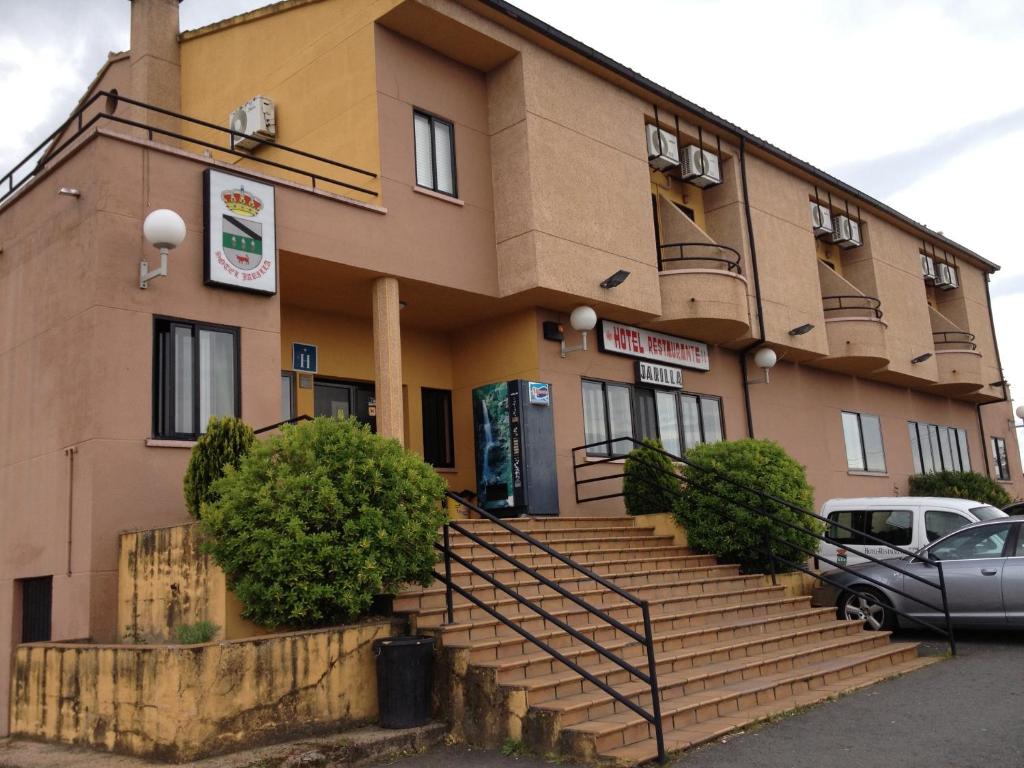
<box><xmin>375</xmin><ymin>635</ymin><xmax>434</xmax><ymax>728</ymax></box>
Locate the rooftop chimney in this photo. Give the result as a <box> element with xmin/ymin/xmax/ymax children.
<box><xmin>128</xmin><ymin>0</ymin><xmax>182</xmax><ymax>134</ymax></box>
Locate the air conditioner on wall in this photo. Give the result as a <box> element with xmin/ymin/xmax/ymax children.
<box><xmin>645</xmin><ymin>124</ymin><xmax>680</xmax><ymax>170</ymax></box>
<box><xmin>228</xmin><ymin>96</ymin><xmax>277</xmax><ymax>150</ymax></box>
<box><xmin>680</xmin><ymin>145</ymin><xmax>721</xmax><ymax>187</ymax></box>
<box><xmin>921</xmin><ymin>254</ymin><xmax>937</xmax><ymax>282</ymax></box>
<box><xmin>830</xmin><ymin>215</ymin><xmax>863</xmax><ymax>249</ymax></box>
<box><xmin>935</xmin><ymin>262</ymin><xmax>959</xmax><ymax>290</ymax></box>
<box><xmin>810</xmin><ymin>202</ymin><xmax>833</xmax><ymax>237</ymax></box>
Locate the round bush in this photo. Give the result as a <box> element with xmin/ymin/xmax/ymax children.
<box><xmin>200</xmin><ymin>416</ymin><xmax>448</xmax><ymax>628</ymax></box>
<box><xmin>623</xmin><ymin>439</ymin><xmax>682</xmax><ymax>516</ymax></box>
<box><xmin>674</xmin><ymin>439</ymin><xmax>819</xmax><ymax>573</ymax></box>
<box><xmin>908</xmin><ymin>470</ymin><xmax>1012</xmax><ymax>508</ymax></box>
<box><xmin>183</xmin><ymin>416</ymin><xmax>256</xmax><ymax>519</ymax></box>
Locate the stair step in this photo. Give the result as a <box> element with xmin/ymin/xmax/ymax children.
<box><xmin>449</xmin><ymin>535</ymin><xmax>679</xmax><ymax>559</ymax></box>
<box><xmin>445</xmin><ymin>545</ymin><xmax>697</xmax><ymax>575</ymax></box>
<box><xmin>599</xmin><ymin>654</ymin><xmax>941</xmax><ymax>765</ymax></box>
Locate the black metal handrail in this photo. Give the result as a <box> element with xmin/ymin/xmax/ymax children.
<box><xmin>571</xmin><ymin>436</ymin><xmax>956</xmax><ymax>655</ymax></box>
<box><xmin>932</xmin><ymin>331</ymin><xmax>977</xmax><ymax>351</ymax></box>
<box><xmin>1</xmin><ymin>89</ymin><xmax>378</xmax><ymax>206</ymax></box>
<box><xmin>657</xmin><ymin>241</ymin><xmax>742</xmax><ymax>273</ymax></box>
<box><xmin>822</xmin><ymin>294</ymin><xmax>883</xmax><ymax>320</ymax></box>
<box><xmin>437</xmin><ymin>491</ymin><xmax>666</xmax><ymax>763</ymax></box>
<box><xmin>252</xmin><ymin>414</ymin><xmax>313</xmax><ymax>435</ymax></box>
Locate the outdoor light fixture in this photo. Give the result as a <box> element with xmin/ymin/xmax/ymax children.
<box><xmin>1011</xmin><ymin>406</ymin><xmax>1024</xmax><ymax>431</ymax></box>
<box><xmin>788</xmin><ymin>323</ymin><xmax>815</xmax><ymax>336</ymax></box>
<box><xmin>140</xmin><ymin>208</ymin><xmax>186</xmax><ymax>289</ymax></box>
<box><xmin>746</xmin><ymin>346</ymin><xmax>778</xmax><ymax>385</ymax></box>
<box><xmin>561</xmin><ymin>305</ymin><xmax>598</xmax><ymax>358</ymax></box>
<box><xmin>600</xmin><ymin>270</ymin><xmax>631</xmax><ymax>289</ymax></box>
<box><xmin>991</xmin><ymin>380</ymin><xmax>1007</xmax><ymax>387</ymax></box>
<box><xmin>910</xmin><ymin>352</ymin><xmax>933</xmax><ymax>364</ymax></box>
<box><xmin>58</xmin><ymin>187</ymin><xmax>81</xmax><ymax>198</ymax></box>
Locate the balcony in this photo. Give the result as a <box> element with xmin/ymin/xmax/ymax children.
<box><xmin>816</xmin><ymin>294</ymin><xmax>889</xmax><ymax>374</ymax></box>
<box><xmin>655</xmin><ymin>242</ymin><xmax>751</xmax><ymax>343</ymax></box>
<box><xmin>931</xmin><ymin>330</ymin><xmax>985</xmax><ymax>396</ymax></box>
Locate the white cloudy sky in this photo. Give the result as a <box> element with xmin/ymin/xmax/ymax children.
<box><xmin>3</xmin><ymin>0</ymin><xmax>1023</xmax><ymax>420</ymax></box>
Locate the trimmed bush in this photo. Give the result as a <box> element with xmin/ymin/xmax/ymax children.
<box><xmin>908</xmin><ymin>471</ymin><xmax>1012</xmax><ymax>508</ymax></box>
<box><xmin>674</xmin><ymin>439</ymin><xmax>819</xmax><ymax>573</ymax></box>
<box><xmin>200</xmin><ymin>416</ymin><xmax>447</xmax><ymax>629</ymax></box>
<box><xmin>623</xmin><ymin>439</ymin><xmax>681</xmax><ymax>516</ymax></box>
<box><xmin>183</xmin><ymin>416</ymin><xmax>256</xmax><ymax>520</ymax></box>
<box><xmin>173</xmin><ymin>621</ymin><xmax>219</xmax><ymax>645</ymax></box>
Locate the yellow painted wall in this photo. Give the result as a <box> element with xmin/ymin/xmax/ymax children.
<box><xmin>10</xmin><ymin>619</ymin><xmax>400</xmax><ymax>761</ymax></box>
<box><xmin>815</xmin><ymin>238</ymin><xmax>844</xmax><ymax>277</ymax></box>
<box><xmin>179</xmin><ymin>0</ymin><xmax>400</xmax><ymax>202</ymax></box>
<box><xmin>650</xmin><ymin>172</ymin><xmax>707</xmax><ymax>233</ymax></box>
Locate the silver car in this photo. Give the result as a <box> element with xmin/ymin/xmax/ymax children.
<box><xmin>814</xmin><ymin>518</ymin><xmax>1024</xmax><ymax>630</ymax></box>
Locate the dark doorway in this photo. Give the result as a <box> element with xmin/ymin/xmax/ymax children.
<box><xmin>314</xmin><ymin>378</ymin><xmax>377</xmax><ymax>432</ymax></box>
<box><xmin>20</xmin><ymin>576</ymin><xmax>52</xmax><ymax>643</ymax></box>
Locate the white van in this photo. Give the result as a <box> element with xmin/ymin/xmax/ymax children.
<box><xmin>816</xmin><ymin>496</ymin><xmax>1007</xmax><ymax>568</ymax></box>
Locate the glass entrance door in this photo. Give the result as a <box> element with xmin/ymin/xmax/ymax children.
<box><xmin>313</xmin><ymin>379</ymin><xmax>376</xmax><ymax>432</ymax></box>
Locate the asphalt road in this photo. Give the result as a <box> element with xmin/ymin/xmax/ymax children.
<box><xmin>390</xmin><ymin>629</ymin><xmax>1023</xmax><ymax>768</ymax></box>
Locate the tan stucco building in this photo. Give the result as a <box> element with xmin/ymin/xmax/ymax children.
<box><xmin>2</xmin><ymin>0</ymin><xmax>1021</xmax><ymax>735</ymax></box>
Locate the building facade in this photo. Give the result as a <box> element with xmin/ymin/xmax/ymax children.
<box><xmin>1</xmin><ymin>0</ymin><xmax>1021</xmax><ymax>734</ymax></box>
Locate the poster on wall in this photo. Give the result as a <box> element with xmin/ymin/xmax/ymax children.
<box><xmin>472</xmin><ymin>381</ymin><xmax>527</xmax><ymax>512</ymax></box>
<box><xmin>204</xmin><ymin>169</ymin><xmax>277</xmax><ymax>295</ymax></box>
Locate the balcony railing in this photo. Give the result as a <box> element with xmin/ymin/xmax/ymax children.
<box><xmin>657</xmin><ymin>242</ymin><xmax>742</xmax><ymax>273</ymax></box>
<box><xmin>822</xmin><ymin>294</ymin><xmax>883</xmax><ymax>320</ymax></box>
<box><xmin>932</xmin><ymin>330</ymin><xmax>977</xmax><ymax>351</ymax></box>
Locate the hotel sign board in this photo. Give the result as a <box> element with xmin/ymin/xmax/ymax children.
<box><xmin>204</xmin><ymin>169</ymin><xmax>277</xmax><ymax>295</ymax></box>
<box><xmin>636</xmin><ymin>361</ymin><xmax>683</xmax><ymax>389</ymax></box>
<box><xmin>599</xmin><ymin>320</ymin><xmax>710</xmax><ymax>371</ymax></box>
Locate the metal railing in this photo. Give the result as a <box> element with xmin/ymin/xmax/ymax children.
<box><xmin>253</xmin><ymin>414</ymin><xmax>313</xmax><ymax>435</ymax></box>
<box><xmin>571</xmin><ymin>437</ymin><xmax>956</xmax><ymax>656</ymax></box>
<box><xmin>657</xmin><ymin>241</ymin><xmax>742</xmax><ymax>273</ymax></box>
<box><xmin>436</xmin><ymin>490</ymin><xmax>667</xmax><ymax>763</ymax></box>
<box><xmin>932</xmin><ymin>330</ymin><xmax>977</xmax><ymax>351</ymax></box>
<box><xmin>822</xmin><ymin>294</ymin><xmax>884</xmax><ymax>320</ymax></box>
<box><xmin>1</xmin><ymin>89</ymin><xmax>378</xmax><ymax>206</ymax></box>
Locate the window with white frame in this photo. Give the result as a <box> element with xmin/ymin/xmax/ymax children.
<box><xmin>413</xmin><ymin>110</ymin><xmax>456</xmax><ymax>196</ymax></box>
<box><xmin>908</xmin><ymin>421</ymin><xmax>970</xmax><ymax>474</ymax></box>
<box><xmin>992</xmin><ymin>437</ymin><xmax>1010</xmax><ymax>481</ymax></box>
<box><xmin>841</xmin><ymin>411</ymin><xmax>886</xmax><ymax>473</ymax></box>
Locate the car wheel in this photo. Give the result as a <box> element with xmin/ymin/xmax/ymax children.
<box><xmin>839</xmin><ymin>588</ymin><xmax>895</xmax><ymax>631</ymax></box>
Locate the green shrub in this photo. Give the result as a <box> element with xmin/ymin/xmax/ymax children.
<box><xmin>183</xmin><ymin>416</ymin><xmax>256</xmax><ymax>519</ymax></box>
<box><xmin>173</xmin><ymin>620</ymin><xmax>219</xmax><ymax>645</ymax></box>
<box><xmin>200</xmin><ymin>416</ymin><xmax>448</xmax><ymax>629</ymax></box>
<box><xmin>674</xmin><ymin>439</ymin><xmax>819</xmax><ymax>573</ymax></box>
<box><xmin>908</xmin><ymin>471</ymin><xmax>1012</xmax><ymax>508</ymax></box>
<box><xmin>623</xmin><ymin>439</ymin><xmax>681</xmax><ymax>516</ymax></box>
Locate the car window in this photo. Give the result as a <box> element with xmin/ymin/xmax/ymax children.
<box><xmin>827</xmin><ymin>509</ymin><xmax>912</xmax><ymax>546</ymax></box>
<box><xmin>971</xmin><ymin>505</ymin><xmax>1008</xmax><ymax>521</ymax></box>
<box><xmin>1016</xmin><ymin>527</ymin><xmax>1024</xmax><ymax>557</ymax></box>
<box><xmin>929</xmin><ymin>523</ymin><xmax>1011</xmax><ymax>561</ymax></box>
<box><xmin>925</xmin><ymin>510</ymin><xmax>970</xmax><ymax>542</ymax></box>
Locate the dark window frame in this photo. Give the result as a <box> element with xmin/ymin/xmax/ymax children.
<box><xmin>908</xmin><ymin>420</ymin><xmax>970</xmax><ymax>474</ymax></box>
<box><xmin>841</xmin><ymin>410</ymin><xmax>886</xmax><ymax>474</ymax></box>
<box><xmin>993</xmin><ymin>436</ymin><xmax>1011</xmax><ymax>481</ymax></box>
<box><xmin>280</xmin><ymin>370</ymin><xmax>296</xmax><ymax>422</ymax></box>
<box><xmin>421</xmin><ymin>387</ymin><xmax>455</xmax><ymax>469</ymax></box>
<box><xmin>413</xmin><ymin>108</ymin><xmax>458</xmax><ymax>198</ymax></box>
<box><xmin>153</xmin><ymin>316</ymin><xmax>241</xmax><ymax>440</ymax></box>
<box><xmin>18</xmin><ymin>576</ymin><xmax>52</xmax><ymax>643</ymax></box>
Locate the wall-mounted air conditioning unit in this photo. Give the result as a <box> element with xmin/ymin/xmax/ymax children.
<box><xmin>680</xmin><ymin>145</ymin><xmax>721</xmax><ymax>187</ymax></box>
<box><xmin>935</xmin><ymin>262</ymin><xmax>959</xmax><ymax>291</ymax></box>
<box><xmin>645</xmin><ymin>124</ymin><xmax>680</xmax><ymax>171</ymax></box>
<box><xmin>830</xmin><ymin>215</ymin><xmax>863</xmax><ymax>249</ymax></box>
<box><xmin>228</xmin><ymin>96</ymin><xmax>276</xmax><ymax>150</ymax></box>
<box><xmin>921</xmin><ymin>254</ymin><xmax>937</xmax><ymax>282</ymax></box>
<box><xmin>810</xmin><ymin>202</ymin><xmax>833</xmax><ymax>237</ymax></box>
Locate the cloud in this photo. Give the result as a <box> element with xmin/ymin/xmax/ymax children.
<box><xmin>831</xmin><ymin>106</ymin><xmax>1024</xmax><ymax>198</ymax></box>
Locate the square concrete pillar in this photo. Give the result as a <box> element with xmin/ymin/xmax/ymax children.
<box><xmin>372</xmin><ymin>277</ymin><xmax>404</xmax><ymax>444</ymax></box>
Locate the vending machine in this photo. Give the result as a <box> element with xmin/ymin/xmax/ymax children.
<box><xmin>472</xmin><ymin>380</ymin><xmax>559</xmax><ymax>517</ymax></box>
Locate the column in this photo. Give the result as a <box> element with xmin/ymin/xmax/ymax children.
<box><xmin>372</xmin><ymin>276</ymin><xmax>404</xmax><ymax>445</ymax></box>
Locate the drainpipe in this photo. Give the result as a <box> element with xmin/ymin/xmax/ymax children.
<box><xmin>738</xmin><ymin>135</ymin><xmax>766</xmax><ymax>438</ymax></box>
<box><xmin>977</xmin><ymin>272</ymin><xmax>1009</xmax><ymax>477</ymax></box>
<box><xmin>65</xmin><ymin>445</ymin><xmax>78</xmax><ymax>577</ymax></box>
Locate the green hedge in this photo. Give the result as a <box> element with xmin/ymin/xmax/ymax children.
<box><xmin>675</xmin><ymin>439</ymin><xmax>819</xmax><ymax>573</ymax></box>
<box><xmin>200</xmin><ymin>417</ymin><xmax>447</xmax><ymax>628</ymax></box>
<box><xmin>908</xmin><ymin>471</ymin><xmax>1012</xmax><ymax>508</ymax></box>
<box><xmin>623</xmin><ymin>439</ymin><xmax>681</xmax><ymax>516</ymax></box>
<box><xmin>183</xmin><ymin>416</ymin><xmax>256</xmax><ymax>520</ymax></box>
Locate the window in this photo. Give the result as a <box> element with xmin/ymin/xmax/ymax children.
<box><xmin>154</xmin><ymin>319</ymin><xmax>239</xmax><ymax>439</ymax></box>
<box><xmin>280</xmin><ymin>372</ymin><xmax>295</xmax><ymax>422</ymax></box>
<box><xmin>582</xmin><ymin>379</ymin><xmax>723</xmax><ymax>458</ymax></box>
<box><xmin>826</xmin><ymin>509</ymin><xmax>913</xmax><ymax>546</ymax></box>
<box><xmin>929</xmin><ymin>523</ymin><xmax>1010</xmax><ymax>561</ymax></box>
<box><xmin>422</xmin><ymin>388</ymin><xmax>455</xmax><ymax>468</ymax></box>
<box><xmin>924</xmin><ymin>510</ymin><xmax>970</xmax><ymax>542</ymax></box>
<box><xmin>993</xmin><ymin>437</ymin><xmax>1010</xmax><ymax>481</ymax></box>
<box><xmin>413</xmin><ymin>111</ymin><xmax>456</xmax><ymax>196</ymax></box>
<box><xmin>841</xmin><ymin>411</ymin><xmax>885</xmax><ymax>473</ymax></box>
<box><xmin>19</xmin><ymin>576</ymin><xmax>52</xmax><ymax>643</ymax></box>
<box><xmin>908</xmin><ymin>421</ymin><xmax>970</xmax><ymax>474</ymax></box>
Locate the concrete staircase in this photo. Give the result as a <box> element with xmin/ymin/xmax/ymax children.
<box><xmin>396</xmin><ymin>515</ymin><xmax>937</xmax><ymax>765</ymax></box>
